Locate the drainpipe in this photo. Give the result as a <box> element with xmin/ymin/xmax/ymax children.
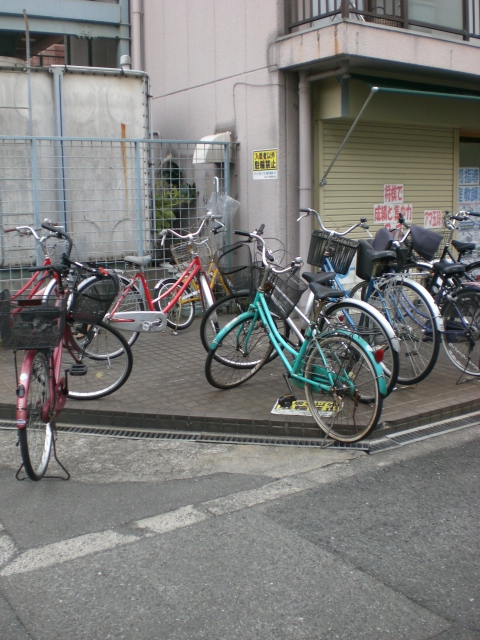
<box><xmin>118</xmin><ymin>0</ymin><xmax>131</xmax><ymax>64</ymax></box>
<box><xmin>298</xmin><ymin>72</ymin><xmax>312</xmax><ymax>267</ymax></box>
<box><xmin>131</xmin><ymin>0</ymin><xmax>143</xmax><ymax>70</ymax></box>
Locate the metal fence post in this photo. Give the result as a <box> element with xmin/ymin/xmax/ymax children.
<box><xmin>135</xmin><ymin>140</ymin><xmax>145</xmax><ymax>257</ymax></box>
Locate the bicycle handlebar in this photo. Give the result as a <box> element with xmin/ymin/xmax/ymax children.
<box><xmin>297</xmin><ymin>208</ymin><xmax>369</xmax><ymax>237</ymax></box>
<box><xmin>159</xmin><ymin>212</ymin><xmax>224</xmax><ymax>246</ymax></box>
<box><xmin>234</xmin><ymin>229</ymin><xmax>302</xmax><ymax>274</ymax></box>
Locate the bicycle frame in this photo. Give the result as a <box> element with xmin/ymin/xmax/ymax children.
<box><xmin>111</xmin><ymin>254</ymin><xmax>207</xmax><ymax>317</ymax></box>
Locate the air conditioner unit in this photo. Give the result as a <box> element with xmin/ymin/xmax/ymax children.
<box><xmin>193</xmin><ymin>132</ymin><xmax>231</xmax><ymax>164</ymax></box>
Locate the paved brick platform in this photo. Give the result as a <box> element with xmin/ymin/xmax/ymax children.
<box><xmin>1</xmin><ymin>322</ymin><xmax>479</xmax><ymax>440</ymax></box>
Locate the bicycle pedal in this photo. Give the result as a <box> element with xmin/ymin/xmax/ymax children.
<box><xmin>69</xmin><ymin>364</ymin><xmax>87</xmax><ymax>376</ymax></box>
<box><xmin>277</xmin><ymin>393</ymin><xmax>296</xmax><ymax>408</ymax></box>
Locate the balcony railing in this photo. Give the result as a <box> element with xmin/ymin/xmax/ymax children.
<box><xmin>288</xmin><ymin>1</ymin><xmax>480</xmax><ymax>41</ymax></box>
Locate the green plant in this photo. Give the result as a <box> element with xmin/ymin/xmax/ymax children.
<box><xmin>155</xmin><ymin>159</ymin><xmax>197</xmax><ymax>229</ymax></box>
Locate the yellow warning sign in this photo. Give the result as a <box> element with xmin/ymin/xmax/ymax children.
<box><xmin>272</xmin><ymin>399</ymin><xmax>338</xmax><ymax>416</ymax></box>
<box><xmin>253</xmin><ymin>149</ymin><xmax>277</xmax><ymax>180</ymax></box>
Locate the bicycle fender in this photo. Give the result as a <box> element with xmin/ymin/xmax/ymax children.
<box><xmin>327</xmin><ymin>298</ymin><xmax>401</xmax><ymax>353</ymax></box>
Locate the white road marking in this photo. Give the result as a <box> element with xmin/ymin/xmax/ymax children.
<box><xmin>1</xmin><ymin>531</ymin><xmax>139</xmax><ymax>577</ymax></box>
<box><xmin>0</xmin><ymin>534</ymin><xmax>17</xmax><ymax>568</ymax></box>
<box><xmin>0</xmin><ymin>477</ymin><xmax>315</xmax><ymax>577</ymax></box>
<box><xmin>203</xmin><ymin>477</ymin><xmax>315</xmax><ymax>516</ymax></box>
<box><xmin>135</xmin><ymin>504</ymin><xmax>207</xmax><ymax>535</ymax></box>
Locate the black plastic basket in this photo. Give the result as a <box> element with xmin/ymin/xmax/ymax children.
<box><xmin>307</xmin><ymin>230</ymin><xmax>359</xmax><ymax>274</ymax></box>
<box><xmin>71</xmin><ymin>271</ymin><xmax>119</xmax><ymax>323</ymax></box>
<box><xmin>0</xmin><ymin>295</ymin><xmax>67</xmax><ymax>350</ymax></box>
<box><xmin>215</xmin><ymin>242</ymin><xmax>254</xmax><ymax>294</ymax></box>
<box><xmin>266</xmin><ymin>270</ymin><xmax>308</xmax><ymax>320</ymax></box>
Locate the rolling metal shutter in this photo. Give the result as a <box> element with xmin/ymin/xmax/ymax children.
<box><xmin>318</xmin><ymin>121</ymin><xmax>455</xmax><ymax>235</ymax></box>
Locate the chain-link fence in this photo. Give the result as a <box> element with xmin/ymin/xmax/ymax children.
<box><xmin>0</xmin><ymin>136</ymin><xmax>231</xmax><ymax>292</ymax></box>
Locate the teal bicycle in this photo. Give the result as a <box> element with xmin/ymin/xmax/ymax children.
<box><xmin>205</xmin><ymin>231</ymin><xmax>387</xmax><ymax>443</ymax></box>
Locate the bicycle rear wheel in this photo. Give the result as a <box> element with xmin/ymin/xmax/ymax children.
<box><xmin>63</xmin><ymin>320</ymin><xmax>133</xmax><ymax>399</ymax></box>
<box><xmin>320</xmin><ymin>299</ymin><xmax>400</xmax><ymax>395</ymax></box>
<box><xmin>18</xmin><ymin>351</ymin><xmax>53</xmax><ymax>480</ymax></box>
<box><xmin>441</xmin><ymin>287</ymin><xmax>480</xmax><ymax>376</ymax></box>
<box><xmin>304</xmin><ymin>333</ymin><xmax>383</xmax><ymax>442</ymax></box>
<box><xmin>351</xmin><ymin>278</ymin><xmax>440</xmax><ymax>385</ymax></box>
<box><xmin>205</xmin><ymin>312</ymin><xmax>273</xmax><ymax>388</ymax></box>
<box><xmin>154</xmin><ymin>277</ymin><xmax>196</xmax><ymax>330</ymax></box>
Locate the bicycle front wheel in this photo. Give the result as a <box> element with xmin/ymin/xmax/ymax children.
<box><xmin>200</xmin><ymin>291</ymin><xmax>290</xmax><ymax>364</ymax></box>
<box><xmin>304</xmin><ymin>333</ymin><xmax>383</xmax><ymax>442</ymax></box>
<box><xmin>205</xmin><ymin>312</ymin><xmax>273</xmax><ymax>388</ymax></box>
<box><xmin>64</xmin><ymin>320</ymin><xmax>133</xmax><ymax>399</ymax></box>
<box><xmin>155</xmin><ymin>277</ymin><xmax>196</xmax><ymax>330</ymax></box>
<box><xmin>441</xmin><ymin>287</ymin><xmax>480</xmax><ymax>376</ymax></box>
<box><xmin>18</xmin><ymin>351</ymin><xmax>53</xmax><ymax>480</ymax></box>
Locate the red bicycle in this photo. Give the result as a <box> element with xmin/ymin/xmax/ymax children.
<box><xmin>107</xmin><ymin>213</ymin><xmax>222</xmax><ymax>341</ymax></box>
<box><xmin>0</xmin><ymin>223</ymin><xmax>133</xmax><ymax>481</ymax></box>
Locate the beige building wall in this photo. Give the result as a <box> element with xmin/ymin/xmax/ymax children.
<box><xmin>143</xmin><ymin>0</ymin><xmax>299</xmax><ymax>249</ymax></box>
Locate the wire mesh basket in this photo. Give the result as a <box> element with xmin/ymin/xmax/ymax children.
<box><xmin>215</xmin><ymin>242</ymin><xmax>254</xmax><ymax>294</ymax></box>
<box><xmin>307</xmin><ymin>230</ymin><xmax>359</xmax><ymax>274</ymax></box>
<box><xmin>70</xmin><ymin>272</ymin><xmax>120</xmax><ymax>323</ymax></box>
<box><xmin>265</xmin><ymin>270</ymin><xmax>308</xmax><ymax>320</ymax></box>
<box><xmin>170</xmin><ymin>235</ymin><xmax>215</xmax><ymax>272</ymax></box>
<box><xmin>0</xmin><ymin>295</ymin><xmax>67</xmax><ymax>350</ymax></box>
<box><xmin>433</xmin><ymin>226</ymin><xmax>454</xmax><ymax>260</ymax></box>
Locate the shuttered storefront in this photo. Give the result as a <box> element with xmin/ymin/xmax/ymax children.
<box><xmin>317</xmin><ymin>121</ymin><xmax>455</xmax><ymax>236</ymax></box>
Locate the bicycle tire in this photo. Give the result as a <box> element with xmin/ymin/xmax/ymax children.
<box><xmin>441</xmin><ymin>287</ymin><xmax>480</xmax><ymax>377</ymax></box>
<box><xmin>319</xmin><ymin>299</ymin><xmax>400</xmax><ymax>395</ymax></box>
<box><xmin>464</xmin><ymin>260</ymin><xmax>480</xmax><ymax>284</ymax></box>
<box><xmin>200</xmin><ymin>291</ymin><xmax>290</xmax><ymax>364</ymax></box>
<box><xmin>304</xmin><ymin>333</ymin><xmax>383</xmax><ymax>442</ymax></box>
<box><xmin>63</xmin><ymin>320</ymin><xmax>133</xmax><ymax>399</ymax></box>
<box><xmin>351</xmin><ymin>278</ymin><xmax>441</xmax><ymax>385</ymax></box>
<box><xmin>205</xmin><ymin>311</ymin><xmax>273</xmax><ymax>388</ymax></box>
<box><xmin>155</xmin><ymin>277</ymin><xmax>196</xmax><ymax>330</ymax></box>
<box><xmin>18</xmin><ymin>351</ymin><xmax>53</xmax><ymax>480</ymax></box>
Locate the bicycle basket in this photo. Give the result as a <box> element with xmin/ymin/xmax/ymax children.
<box><xmin>71</xmin><ymin>271</ymin><xmax>119</xmax><ymax>323</ymax></box>
<box><xmin>432</xmin><ymin>226</ymin><xmax>454</xmax><ymax>260</ymax></box>
<box><xmin>266</xmin><ymin>270</ymin><xmax>308</xmax><ymax>320</ymax></box>
<box><xmin>307</xmin><ymin>230</ymin><xmax>359</xmax><ymax>274</ymax></box>
<box><xmin>0</xmin><ymin>295</ymin><xmax>67</xmax><ymax>350</ymax></box>
<box><xmin>215</xmin><ymin>242</ymin><xmax>254</xmax><ymax>295</ymax></box>
<box><xmin>170</xmin><ymin>235</ymin><xmax>215</xmax><ymax>272</ymax></box>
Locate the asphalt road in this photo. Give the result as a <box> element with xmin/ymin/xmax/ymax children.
<box><xmin>0</xmin><ymin>424</ymin><xmax>479</xmax><ymax>640</ymax></box>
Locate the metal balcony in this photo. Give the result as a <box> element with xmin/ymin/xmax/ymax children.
<box><xmin>288</xmin><ymin>0</ymin><xmax>480</xmax><ymax>42</ymax></box>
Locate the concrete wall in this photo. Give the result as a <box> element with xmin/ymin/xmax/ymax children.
<box><xmin>143</xmin><ymin>0</ymin><xmax>300</xmax><ymax>251</ymax></box>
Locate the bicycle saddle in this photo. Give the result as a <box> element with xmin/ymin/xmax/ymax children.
<box><xmin>433</xmin><ymin>261</ymin><xmax>466</xmax><ymax>277</ymax></box>
<box><xmin>124</xmin><ymin>255</ymin><xmax>152</xmax><ymax>268</ymax></box>
<box><xmin>308</xmin><ymin>282</ymin><xmax>345</xmax><ymax>300</ymax></box>
<box><xmin>302</xmin><ymin>271</ymin><xmax>335</xmax><ymax>285</ymax></box>
<box><xmin>451</xmin><ymin>239</ymin><xmax>476</xmax><ymax>254</ymax></box>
